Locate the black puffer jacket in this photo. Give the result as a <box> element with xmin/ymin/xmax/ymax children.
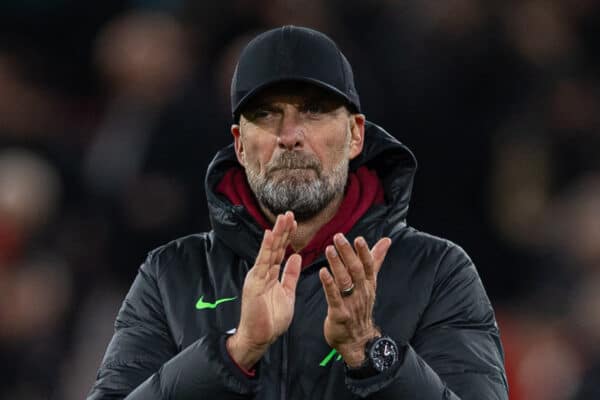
<box><xmin>88</xmin><ymin>122</ymin><xmax>508</xmax><ymax>399</ymax></box>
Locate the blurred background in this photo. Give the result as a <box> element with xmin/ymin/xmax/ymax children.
<box><xmin>0</xmin><ymin>0</ymin><xmax>599</xmax><ymax>398</ymax></box>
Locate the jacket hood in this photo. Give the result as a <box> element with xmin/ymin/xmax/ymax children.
<box><xmin>204</xmin><ymin>120</ymin><xmax>417</xmax><ymax>264</ymax></box>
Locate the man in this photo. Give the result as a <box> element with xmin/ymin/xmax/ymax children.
<box><xmin>88</xmin><ymin>26</ymin><xmax>508</xmax><ymax>399</ymax></box>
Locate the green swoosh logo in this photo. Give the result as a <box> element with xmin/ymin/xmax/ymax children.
<box><xmin>195</xmin><ymin>296</ymin><xmax>237</xmax><ymax>310</ymax></box>
<box><xmin>319</xmin><ymin>348</ymin><xmax>342</xmax><ymax>367</ymax></box>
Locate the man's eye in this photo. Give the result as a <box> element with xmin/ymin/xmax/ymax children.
<box><xmin>247</xmin><ymin>109</ymin><xmax>271</xmax><ymax>120</ymax></box>
<box><xmin>302</xmin><ymin>103</ymin><xmax>323</xmax><ymax>114</ymax></box>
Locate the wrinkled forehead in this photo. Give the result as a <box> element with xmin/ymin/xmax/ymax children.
<box><xmin>241</xmin><ymin>81</ymin><xmax>348</xmax><ymax>109</ymax></box>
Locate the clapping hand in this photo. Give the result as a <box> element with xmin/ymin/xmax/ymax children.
<box><xmin>319</xmin><ymin>234</ymin><xmax>392</xmax><ymax>367</ymax></box>
<box><xmin>227</xmin><ymin>211</ymin><xmax>301</xmax><ymax>370</ymax></box>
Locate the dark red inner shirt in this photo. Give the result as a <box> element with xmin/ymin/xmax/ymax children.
<box><xmin>216</xmin><ymin>165</ymin><xmax>384</xmax><ymax>268</ymax></box>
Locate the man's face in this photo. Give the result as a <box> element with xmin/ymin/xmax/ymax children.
<box><xmin>231</xmin><ymin>83</ymin><xmax>365</xmax><ymax>221</ymax></box>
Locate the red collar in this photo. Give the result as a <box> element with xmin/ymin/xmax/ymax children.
<box><xmin>216</xmin><ymin>166</ymin><xmax>384</xmax><ymax>268</ymax></box>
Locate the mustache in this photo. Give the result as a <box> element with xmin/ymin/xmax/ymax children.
<box><xmin>266</xmin><ymin>152</ymin><xmax>321</xmax><ymax>175</ymax></box>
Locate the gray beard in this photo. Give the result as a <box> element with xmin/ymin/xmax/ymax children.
<box><xmin>246</xmin><ymin>151</ymin><xmax>349</xmax><ymax>222</ymax></box>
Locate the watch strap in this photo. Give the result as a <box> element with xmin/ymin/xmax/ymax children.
<box><xmin>345</xmin><ymin>358</ymin><xmax>380</xmax><ymax>379</ymax></box>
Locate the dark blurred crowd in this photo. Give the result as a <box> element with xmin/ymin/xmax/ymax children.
<box><xmin>0</xmin><ymin>0</ymin><xmax>599</xmax><ymax>399</ymax></box>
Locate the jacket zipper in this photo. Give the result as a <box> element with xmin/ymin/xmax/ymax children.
<box><xmin>280</xmin><ymin>332</ymin><xmax>288</xmax><ymax>400</ymax></box>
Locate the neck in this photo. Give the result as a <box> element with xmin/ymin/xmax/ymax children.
<box><xmin>260</xmin><ymin>193</ymin><xmax>345</xmax><ymax>252</ymax></box>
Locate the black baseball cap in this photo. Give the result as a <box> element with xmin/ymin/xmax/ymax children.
<box><xmin>230</xmin><ymin>25</ymin><xmax>361</xmax><ymax>121</ymax></box>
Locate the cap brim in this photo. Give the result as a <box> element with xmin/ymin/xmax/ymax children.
<box><xmin>233</xmin><ymin>76</ymin><xmax>359</xmax><ymax>121</ymax></box>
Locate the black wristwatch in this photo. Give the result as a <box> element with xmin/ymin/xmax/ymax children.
<box><xmin>346</xmin><ymin>336</ymin><xmax>400</xmax><ymax>379</ymax></box>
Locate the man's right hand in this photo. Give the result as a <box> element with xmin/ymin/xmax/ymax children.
<box><xmin>226</xmin><ymin>211</ymin><xmax>301</xmax><ymax>371</ymax></box>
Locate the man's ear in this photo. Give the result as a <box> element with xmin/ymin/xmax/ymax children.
<box><xmin>231</xmin><ymin>124</ymin><xmax>245</xmax><ymax>166</ymax></box>
<box><xmin>348</xmin><ymin>113</ymin><xmax>365</xmax><ymax>160</ymax></box>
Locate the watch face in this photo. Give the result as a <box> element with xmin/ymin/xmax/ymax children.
<box><xmin>369</xmin><ymin>337</ymin><xmax>398</xmax><ymax>372</ymax></box>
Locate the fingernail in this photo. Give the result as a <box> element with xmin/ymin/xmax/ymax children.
<box><xmin>327</xmin><ymin>245</ymin><xmax>337</xmax><ymax>257</ymax></box>
<box><xmin>334</xmin><ymin>233</ymin><xmax>347</xmax><ymax>244</ymax></box>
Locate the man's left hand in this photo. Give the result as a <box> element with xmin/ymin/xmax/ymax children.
<box><xmin>319</xmin><ymin>234</ymin><xmax>392</xmax><ymax>367</ymax></box>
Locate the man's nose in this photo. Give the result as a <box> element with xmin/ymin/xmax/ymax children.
<box><xmin>277</xmin><ymin>108</ymin><xmax>304</xmax><ymax>150</ymax></box>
